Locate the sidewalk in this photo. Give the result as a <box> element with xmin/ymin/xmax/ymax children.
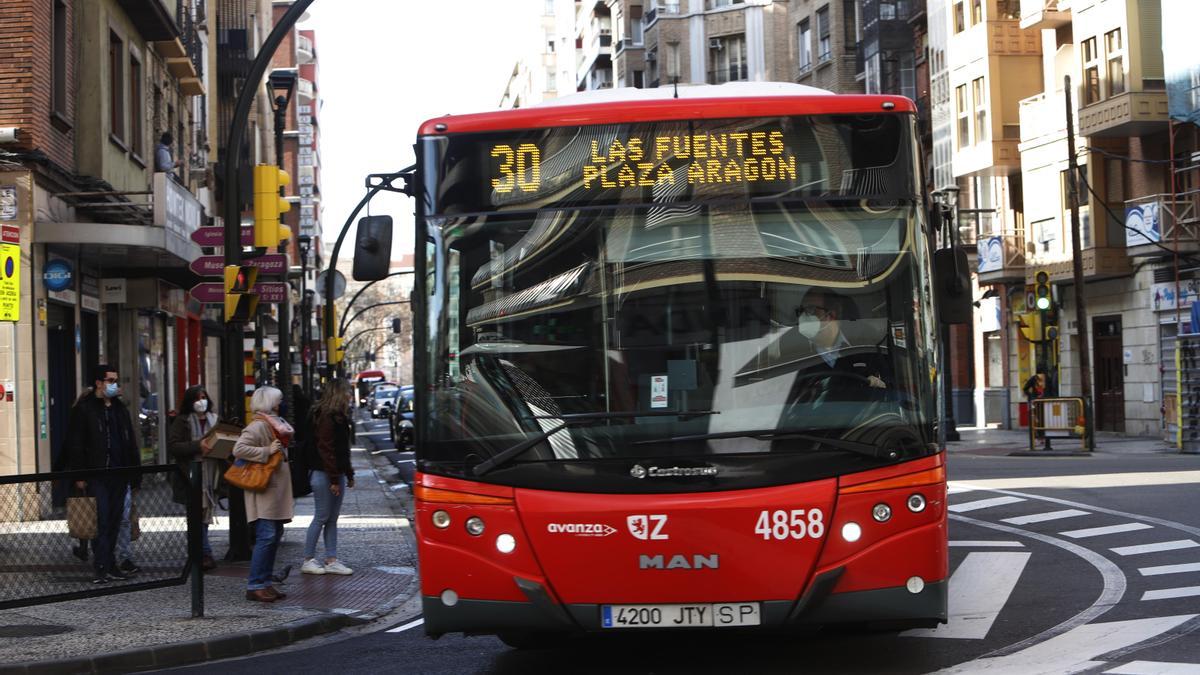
<box><xmin>0</xmin><ymin>448</ymin><xmax>417</xmax><ymax>674</ymax></box>
<box><xmin>947</xmin><ymin>425</ymin><xmax>1183</xmax><ymax>456</ymax></box>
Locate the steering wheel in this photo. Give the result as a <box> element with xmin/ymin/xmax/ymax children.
<box><xmin>791</xmin><ymin>371</ymin><xmax>883</xmax><ymax>405</ymax></box>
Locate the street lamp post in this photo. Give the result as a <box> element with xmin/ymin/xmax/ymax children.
<box><xmin>934</xmin><ymin>186</ymin><xmax>962</xmax><ymax>442</ymax></box>
<box><xmin>269</xmin><ymin>73</ymin><xmax>296</xmax><ymax>423</ymax></box>
<box><xmin>298</xmin><ymin>234</ymin><xmax>312</xmax><ymax>399</ymax></box>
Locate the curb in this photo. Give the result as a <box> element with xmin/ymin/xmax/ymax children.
<box><xmin>9</xmin><ymin>613</ymin><xmax>367</xmax><ymax>675</ymax></box>
<box><xmin>5</xmin><ymin>450</ymin><xmax>422</xmax><ymax>675</ymax></box>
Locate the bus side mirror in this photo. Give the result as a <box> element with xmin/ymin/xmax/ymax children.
<box><xmin>933</xmin><ymin>248</ymin><xmax>972</xmax><ymax>325</ymax></box>
<box><xmin>352</xmin><ymin>215</ymin><xmax>394</xmax><ymax>281</ymax></box>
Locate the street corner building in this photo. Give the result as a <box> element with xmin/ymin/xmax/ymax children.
<box><xmin>0</xmin><ymin>0</ymin><xmax>327</xmax><ymax>499</ymax></box>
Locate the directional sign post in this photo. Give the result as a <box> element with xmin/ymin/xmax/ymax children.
<box><xmin>190</xmin><ymin>254</ymin><xmax>286</xmax><ymax>277</ymax></box>
<box><xmin>191</xmin><ymin>226</ymin><xmax>255</xmax><ymax>248</ymax></box>
<box><xmin>191</xmin><ymin>281</ymin><xmax>289</xmax><ymax>305</ymax></box>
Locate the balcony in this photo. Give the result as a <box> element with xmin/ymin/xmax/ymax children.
<box><xmin>1019</xmin><ymin>0</ymin><xmax>1070</xmax><ymax>30</ymax></box>
<box><xmin>614</xmin><ymin>37</ymin><xmax>644</xmax><ymax>55</ymax></box>
<box><xmin>1124</xmin><ymin>192</ymin><xmax>1200</xmax><ymax>258</ymax></box>
<box><xmin>152</xmin><ymin>0</ymin><xmax>204</xmax><ymax>96</ymax></box>
<box><xmin>1078</xmin><ymin>91</ymin><xmax>1170</xmax><ymax>138</ymax></box>
<box><xmin>297</xmin><ymin>77</ymin><xmax>315</xmax><ymax>103</ymax></box>
<box><xmin>1040</xmin><ymin>246</ymin><xmax>1132</xmax><ymax>283</ymax></box>
<box><xmin>976</xmin><ymin>233</ymin><xmax>1027</xmax><ymax>283</ymax></box>
<box><xmin>297</xmin><ymin>34</ymin><xmax>315</xmax><ymax>64</ymax></box>
<box><xmin>643</xmin><ymin>2</ymin><xmax>680</xmax><ymax>28</ymax></box>
<box><xmin>1018</xmin><ymin>92</ymin><xmax>1067</xmax><ymax>145</ymax></box>
<box><xmin>708</xmin><ymin>65</ymin><xmax>748</xmax><ymax>85</ymax></box>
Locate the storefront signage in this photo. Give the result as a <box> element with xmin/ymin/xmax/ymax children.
<box><xmin>153</xmin><ymin>172</ymin><xmax>203</xmax><ymax>239</ymax></box>
<box><xmin>101</xmin><ymin>278</ymin><xmax>127</xmax><ymax>304</ymax></box>
<box><xmin>43</xmin><ymin>258</ymin><xmax>73</xmax><ymax>292</ymax></box>
<box><xmin>1151</xmin><ymin>279</ymin><xmax>1200</xmax><ymax>313</ymax></box>
<box><xmin>190</xmin><ymin>225</ymin><xmax>254</xmax><ymax>247</ymax></box>
<box><xmin>977</xmin><ymin>236</ymin><xmax>1003</xmax><ymax>273</ymax></box>
<box><xmin>0</xmin><ymin>224</ymin><xmax>19</xmax><ymax>321</ymax></box>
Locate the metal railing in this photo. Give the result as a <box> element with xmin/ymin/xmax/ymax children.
<box><xmin>708</xmin><ymin>65</ymin><xmax>748</xmax><ymax>85</ymax></box>
<box><xmin>0</xmin><ymin>464</ymin><xmax>201</xmax><ymax>611</ymax></box>
<box><xmin>1029</xmin><ymin>397</ymin><xmax>1088</xmax><ymax>452</ymax></box>
<box><xmin>177</xmin><ymin>0</ymin><xmax>204</xmax><ymax>80</ymax></box>
<box><xmin>976</xmin><ymin>232</ymin><xmax>1027</xmax><ymax>274</ymax></box>
<box><xmin>1124</xmin><ymin>192</ymin><xmax>1199</xmax><ymax>248</ymax></box>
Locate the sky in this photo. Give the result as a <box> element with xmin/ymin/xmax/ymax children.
<box><xmin>298</xmin><ymin>0</ymin><xmax>534</xmax><ymax>265</ymax></box>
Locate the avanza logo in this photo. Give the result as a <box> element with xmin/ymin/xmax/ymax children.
<box><xmin>546</xmin><ymin>523</ymin><xmax>618</xmax><ymax>537</ymax></box>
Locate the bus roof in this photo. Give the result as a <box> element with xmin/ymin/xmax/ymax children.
<box><xmin>355</xmin><ymin>370</ymin><xmax>386</xmax><ymax>381</ymax></box>
<box><xmin>418</xmin><ymin>82</ymin><xmax>915</xmax><ymax>136</ymax></box>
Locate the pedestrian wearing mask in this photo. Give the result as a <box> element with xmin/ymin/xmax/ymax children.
<box><xmin>233</xmin><ymin>386</ymin><xmax>294</xmax><ymax>602</ymax></box>
<box><xmin>301</xmin><ymin>378</ymin><xmax>355</xmax><ymax>576</ymax></box>
<box><xmin>167</xmin><ymin>385</ymin><xmax>221</xmax><ymax>571</ymax></box>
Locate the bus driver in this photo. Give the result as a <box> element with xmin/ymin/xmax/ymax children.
<box><xmin>787</xmin><ymin>288</ymin><xmax>889</xmax><ymax>406</ymax></box>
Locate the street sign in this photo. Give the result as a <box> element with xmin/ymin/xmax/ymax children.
<box><xmin>191</xmin><ymin>281</ymin><xmax>289</xmax><ymax>304</ymax></box>
<box><xmin>190</xmin><ymin>226</ymin><xmax>255</xmax><ymax>247</ymax></box>
<box><xmin>315</xmin><ymin>269</ymin><xmax>346</xmax><ymax>301</ymax></box>
<box><xmin>190</xmin><ymin>254</ymin><xmax>286</xmax><ymax>277</ymax></box>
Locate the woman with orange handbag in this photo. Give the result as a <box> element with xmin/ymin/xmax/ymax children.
<box><xmin>232</xmin><ymin>386</ymin><xmax>294</xmax><ymax>603</ymax></box>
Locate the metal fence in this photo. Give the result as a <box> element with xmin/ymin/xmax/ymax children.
<box><xmin>0</xmin><ymin>465</ymin><xmax>199</xmax><ymax>611</ymax></box>
<box><xmin>1029</xmin><ymin>397</ymin><xmax>1088</xmax><ymax>452</ymax></box>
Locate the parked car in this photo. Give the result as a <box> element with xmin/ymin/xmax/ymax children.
<box><xmin>389</xmin><ymin>386</ymin><xmax>415</xmax><ymax>448</ymax></box>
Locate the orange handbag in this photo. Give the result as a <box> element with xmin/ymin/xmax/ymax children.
<box><xmin>223</xmin><ymin>451</ymin><xmax>282</xmax><ymax>492</ymax></box>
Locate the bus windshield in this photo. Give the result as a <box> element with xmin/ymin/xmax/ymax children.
<box><xmin>420</xmin><ymin>113</ymin><xmax>939</xmax><ymax>487</ymax></box>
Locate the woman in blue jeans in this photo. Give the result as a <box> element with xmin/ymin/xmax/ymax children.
<box><xmin>302</xmin><ymin>378</ymin><xmax>355</xmax><ymax>576</ymax></box>
<box><xmin>232</xmin><ymin>386</ymin><xmax>294</xmax><ymax>602</ymax></box>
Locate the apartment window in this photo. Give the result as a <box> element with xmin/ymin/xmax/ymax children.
<box><xmin>953</xmin><ymin>2</ymin><xmax>965</xmax><ymax>32</ymax></box>
<box><xmin>706</xmin><ymin>0</ymin><xmax>744</xmax><ymax>8</ymax></box>
<box><xmin>956</xmin><ymin>84</ymin><xmax>969</xmax><ymax>148</ymax></box>
<box><xmin>668</xmin><ymin>42</ymin><xmax>681</xmax><ymax>81</ymax></box>
<box><xmin>972</xmin><ymin>77</ymin><xmax>988</xmax><ymax>143</ymax></box>
<box><xmin>798</xmin><ymin>19</ymin><xmax>812</xmax><ymax>72</ymax></box>
<box><xmin>546</xmin><ymin>69</ymin><xmax>556</xmax><ymax>91</ymax></box>
<box><xmin>997</xmin><ymin>0</ymin><xmax>1020</xmax><ymax>20</ymax></box>
<box><xmin>129</xmin><ymin>54</ymin><xmax>143</xmax><ymax>159</ymax></box>
<box><xmin>1082</xmin><ymin>37</ymin><xmax>1100</xmax><ymax>104</ymax></box>
<box><xmin>544</xmin><ymin>0</ymin><xmax>554</xmax><ymax>15</ymax></box>
<box><xmin>1106</xmin><ymin>29</ymin><xmax>1125</xmax><ymax>96</ymax></box>
<box><xmin>51</xmin><ymin>0</ymin><xmax>68</xmax><ymax>124</ymax></box>
<box><xmin>816</xmin><ymin>6</ymin><xmax>831</xmax><ymax>62</ymax></box>
<box><xmin>971</xmin><ymin>0</ymin><xmax>982</xmax><ymax>24</ymax></box>
<box><xmin>843</xmin><ymin>0</ymin><xmax>856</xmax><ymax>50</ymax></box>
<box><xmin>710</xmin><ymin>34</ymin><xmax>746</xmax><ymax>83</ymax></box>
<box><xmin>109</xmin><ymin>31</ymin><xmax>124</xmax><ymax>143</ymax></box>
<box><xmin>880</xmin><ymin>0</ymin><xmax>896</xmax><ymax>20</ymax></box>
<box><xmin>633</xmin><ymin>69</ymin><xmax>644</xmax><ymax>88</ymax></box>
<box><xmin>631</xmin><ymin>6</ymin><xmax>644</xmax><ymax>44</ymax></box>
<box><xmin>1033</xmin><ymin>218</ymin><xmax>1057</xmax><ymax>253</ymax></box>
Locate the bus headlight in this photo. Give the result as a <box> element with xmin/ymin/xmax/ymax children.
<box><xmin>907</xmin><ymin>494</ymin><xmax>927</xmax><ymax>513</ymax></box>
<box><xmin>432</xmin><ymin>510</ymin><xmax>451</xmax><ymax>529</ymax></box>
<box><xmin>841</xmin><ymin>522</ymin><xmax>862</xmax><ymax>542</ymax></box>
<box><xmin>872</xmin><ymin>503</ymin><xmax>892</xmax><ymax>522</ymax></box>
<box><xmin>465</xmin><ymin>517</ymin><xmax>485</xmax><ymax>536</ymax></box>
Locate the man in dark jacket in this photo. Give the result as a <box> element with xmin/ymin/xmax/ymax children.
<box><xmin>66</xmin><ymin>364</ymin><xmax>142</xmax><ymax>584</ymax></box>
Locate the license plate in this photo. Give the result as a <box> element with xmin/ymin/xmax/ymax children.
<box><xmin>601</xmin><ymin>602</ymin><xmax>761</xmax><ymax>629</ymax></box>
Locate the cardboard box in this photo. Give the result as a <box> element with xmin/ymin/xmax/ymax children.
<box><xmin>203</xmin><ymin>423</ymin><xmax>243</xmax><ymax>460</ymax></box>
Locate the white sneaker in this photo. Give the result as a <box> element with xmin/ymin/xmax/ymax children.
<box><xmin>300</xmin><ymin>559</ymin><xmax>326</xmax><ymax>575</ymax></box>
<box><xmin>323</xmin><ymin>560</ymin><xmax>353</xmax><ymax>575</ymax></box>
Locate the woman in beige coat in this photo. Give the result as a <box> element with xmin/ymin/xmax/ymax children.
<box><xmin>233</xmin><ymin>386</ymin><xmax>294</xmax><ymax>603</ymax></box>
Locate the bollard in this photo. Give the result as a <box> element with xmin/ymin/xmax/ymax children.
<box><xmin>188</xmin><ymin>460</ymin><xmax>204</xmax><ymax>618</ymax></box>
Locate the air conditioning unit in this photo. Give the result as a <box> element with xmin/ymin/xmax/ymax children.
<box><xmin>709</xmin><ymin>38</ymin><xmax>723</xmax><ymax>50</ymax></box>
<box><xmin>647</xmin><ymin>51</ymin><xmax>657</xmax><ymax>61</ymax></box>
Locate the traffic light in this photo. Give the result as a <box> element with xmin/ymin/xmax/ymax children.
<box><xmin>1044</xmin><ymin>324</ymin><xmax>1060</xmax><ymax>341</ymax></box>
<box><xmin>392</xmin><ymin>318</ymin><xmax>402</xmax><ymax>334</ymax></box>
<box><xmin>224</xmin><ymin>265</ymin><xmax>259</xmax><ymax>323</ymax></box>
<box><xmin>327</xmin><ymin>335</ymin><xmax>344</xmax><ymax>364</ymax></box>
<box><xmin>1034</xmin><ymin>270</ymin><xmax>1052</xmax><ymax>311</ymax></box>
<box><xmin>253</xmin><ymin>164</ymin><xmax>292</xmax><ymax>249</ymax></box>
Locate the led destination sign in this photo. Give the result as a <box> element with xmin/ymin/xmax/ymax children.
<box><xmin>490</xmin><ymin>130</ymin><xmax>797</xmax><ymax>194</ymax></box>
<box><xmin>433</xmin><ymin>115</ymin><xmax>909</xmax><ymax>213</ymax></box>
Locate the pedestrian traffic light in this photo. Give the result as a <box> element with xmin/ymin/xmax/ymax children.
<box><xmin>224</xmin><ymin>265</ymin><xmax>259</xmax><ymax>323</ymax></box>
<box><xmin>327</xmin><ymin>335</ymin><xmax>344</xmax><ymax>364</ymax></box>
<box><xmin>1035</xmin><ymin>270</ymin><xmax>1052</xmax><ymax>311</ymax></box>
<box><xmin>253</xmin><ymin>164</ymin><xmax>291</xmax><ymax>249</ymax></box>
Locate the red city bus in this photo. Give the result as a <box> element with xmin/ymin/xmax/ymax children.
<box><xmin>412</xmin><ymin>83</ymin><xmax>950</xmax><ymax>646</ymax></box>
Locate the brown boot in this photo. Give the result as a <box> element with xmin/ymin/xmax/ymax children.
<box><xmin>246</xmin><ymin>589</ymin><xmax>277</xmax><ymax>603</ymax></box>
<box><xmin>265</xmin><ymin>586</ymin><xmax>287</xmax><ymax>601</ymax></box>
<box><xmin>201</xmin><ymin>555</ymin><xmax>217</xmax><ymax>572</ymax></box>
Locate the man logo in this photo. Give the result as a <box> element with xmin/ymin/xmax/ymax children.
<box><xmin>639</xmin><ymin>554</ymin><xmax>720</xmax><ymax>570</ymax></box>
<box><xmin>627</xmin><ymin>514</ymin><xmax>669</xmax><ymax>540</ymax></box>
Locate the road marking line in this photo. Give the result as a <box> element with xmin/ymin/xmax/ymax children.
<box><xmin>944</xmin><ymin>471</ymin><xmax>1200</xmax><ymax>491</ymax></box>
<box><xmin>386</xmin><ymin>617</ymin><xmax>425</xmax><ymax>633</ymax></box>
<box><xmin>1061</xmin><ymin>523</ymin><xmax>1155</xmax><ymax>539</ymax></box>
<box><xmin>903</xmin><ymin>551</ymin><xmax>1031</xmax><ymax>640</ymax></box>
<box><xmin>948</xmin><ymin>484</ymin><xmax>978</xmax><ymax>494</ymax></box>
<box><xmin>1112</xmin><ymin>540</ymin><xmax>1200</xmax><ymax>556</ymax></box>
<box><xmin>931</xmin><ymin>614</ymin><xmax>1197</xmax><ymax>674</ymax></box>
<box><xmin>1140</xmin><ymin>562</ymin><xmax>1200</xmax><ymax>576</ymax></box>
<box><xmin>949</xmin><ymin>540</ymin><xmax>1026</xmax><ymax>548</ymax></box>
<box><xmin>1002</xmin><ymin>509</ymin><xmax>1091</xmax><ymax>525</ymax></box>
<box><xmin>357</xmin><ymin>430</ymin><xmax>390</xmax><ymax>436</ymax></box>
<box><xmin>949</xmin><ymin>496</ymin><xmax>1026</xmax><ymax>513</ymax></box>
<box><xmin>1142</xmin><ymin>586</ymin><xmax>1200</xmax><ymax>602</ymax></box>
<box><xmin>947</xmin><ymin>513</ymin><xmax>1126</xmax><ymax>659</ymax></box>
<box><xmin>1104</xmin><ymin>660</ymin><xmax>1200</xmax><ymax>674</ymax></box>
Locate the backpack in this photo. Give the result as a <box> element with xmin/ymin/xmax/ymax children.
<box><xmin>290</xmin><ymin>411</ymin><xmax>316</xmax><ymax>499</ymax></box>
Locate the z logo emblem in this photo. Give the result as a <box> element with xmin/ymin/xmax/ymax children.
<box><xmin>627</xmin><ymin>514</ymin><xmax>669</xmax><ymax>540</ymax></box>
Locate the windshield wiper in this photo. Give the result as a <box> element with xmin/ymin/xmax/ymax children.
<box><xmin>471</xmin><ymin>410</ymin><xmax>719</xmax><ymax>476</ymax></box>
<box><xmin>633</xmin><ymin>427</ymin><xmax>885</xmax><ymax>459</ymax></box>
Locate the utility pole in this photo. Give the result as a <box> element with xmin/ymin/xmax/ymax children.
<box><xmin>1064</xmin><ymin>76</ymin><xmax>1095</xmax><ymax>450</ymax></box>
<box><xmin>273</xmin><ymin>94</ymin><xmax>293</xmax><ymax>424</ymax></box>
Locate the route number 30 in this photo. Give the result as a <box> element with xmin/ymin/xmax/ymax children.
<box><xmin>754</xmin><ymin>509</ymin><xmax>825</xmax><ymax>540</ymax></box>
